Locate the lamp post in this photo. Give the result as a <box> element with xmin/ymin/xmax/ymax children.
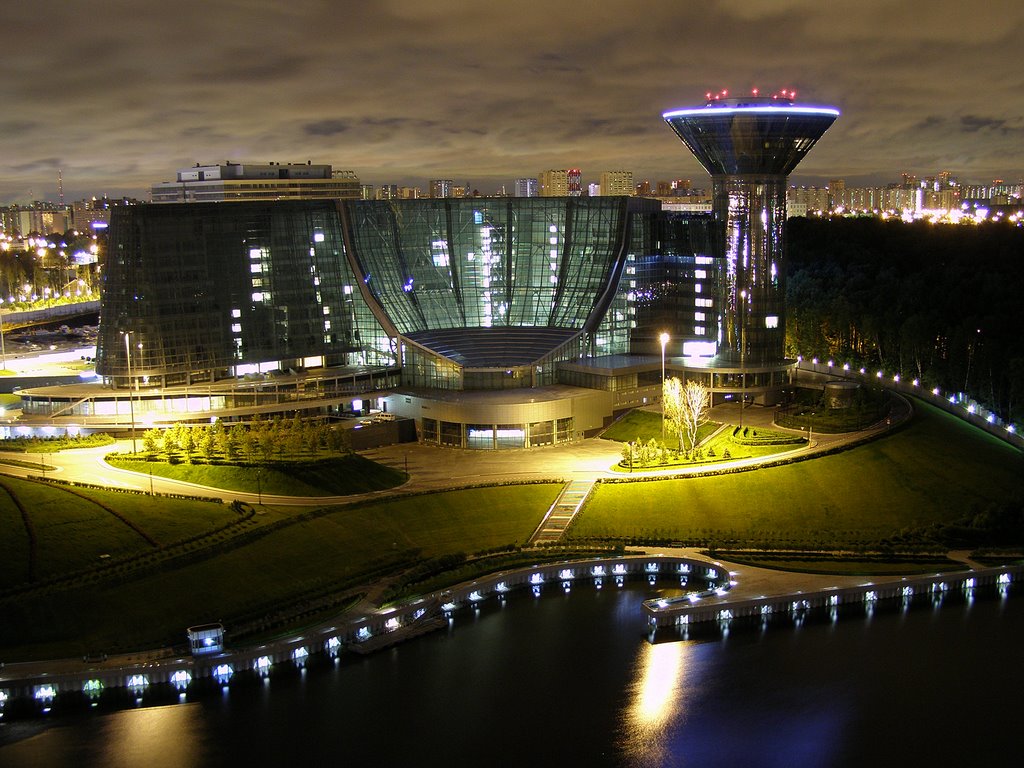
<box><xmin>123</xmin><ymin>331</ymin><xmax>137</xmax><ymax>454</ymax></box>
<box><xmin>659</xmin><ymin>332</ymin><xmax>670</xmax><ymax>439</ymax></box>
<box><xmin>0</xmin><ymin>309</ymin><xmax>6</xmax><ymax>370</ymax></box>
<box><xmin>739</xmin><ymin>290</ymin><xmax>746</xmax><ymax>428</ymax></box>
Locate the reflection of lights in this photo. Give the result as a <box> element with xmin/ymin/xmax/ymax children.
<box><xmin>631</xmin><ymin>642</ymin><xmax>683</xmax><ymax>726</ymax></box>
<box><xmin>621</xmin><ymin>641</ymin><xmax>692</xmax><ymax>764</ymax></box>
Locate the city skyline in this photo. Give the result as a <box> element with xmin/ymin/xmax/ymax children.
<box><xmin>3</xmin><ymin>0</ymin><xmax>1023</xmax><ymax>203</ymax></box>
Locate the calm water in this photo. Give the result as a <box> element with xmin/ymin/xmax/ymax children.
<box><xmin>1</xmin><ymin>582</ymin><xmax>1021</xmax><ymax>767</ymax></box>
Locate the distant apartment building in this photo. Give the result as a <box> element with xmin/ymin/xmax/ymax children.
<box><xmin>539</xmin><ymin>169</ymin><xmax>581</xmax><ymax>197</ymax></box>
<box><xmin>599</xmin><ymin>171</ymin><xmax>634</xmax><ymax>196</ymax></box>
<box><xmin>70</xmin><ymin>197</ymin><xmax>130</xmax><ymax>232</ymax></box>
<box><xmin>0</xmin><ymin>204</ymin><xmax>70</xmax><ymax>235</ymax></box>
<box><xmin>787</xmin><ymin>186</ymin><xmax>830</xmax><ymax>213</ymax></box>
<box><xmin>429</xmin><ymin>179</ymin><xmax>455</xmax><ymax>198</ymax></box>
<box><xmin>151</xmin><ymin>162</ymin><xmax>360</xmax><ymax>203</ymax></box>
<box><xmin>514</xmin><ymin>178</ymin><xmax>538</xmax><ymax>197</ymax></box>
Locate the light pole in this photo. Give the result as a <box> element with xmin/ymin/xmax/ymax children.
<box><xmin>123</xmin><ymin>331</ymin><xmax>137</xmax><ymax>454</ymax></box>
<box><xmin>659</xmin><ymin>332</ymin><xmax>670</xmax><ymax>439</ymax></box>
<box><xmin>0</xmin><ymin>309</ymin><xmax>6</xmax><ymax>370</ymax></box>
<box><xmin>739</xmin><ymin>290</ymin><xmax>746</xmax><ymax>428</ymax></box>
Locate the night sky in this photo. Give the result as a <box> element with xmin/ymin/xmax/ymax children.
<box><xmin>3</xmin><ymin>0</ymin><xmax>1023</xmax><ymax>203</ymax></box>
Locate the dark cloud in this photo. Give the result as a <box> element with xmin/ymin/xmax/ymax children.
<box><xmin>304</xmin><ymin>120</ymin><xmax>351</xmax><ymax>137</ymax></box>
<box><xmin>960</xmin><ymin>115</ymin><xmax>1021</xmax><ymax>134</ymax></box>
<box><xmin>909</xmin><ymin>116</ymin><xmax>942</xmax><ymax>131</ymax></box>
<box><xmin>2</xmin><ymin>0</ymin><xmax>1023</xmax><ymax>203</ymax></box>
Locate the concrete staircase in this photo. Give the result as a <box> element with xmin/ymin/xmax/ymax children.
<box><xmin>528</xmin><ymin>479</ymin><xmax>595</xmax><ymax>545</ymax></box>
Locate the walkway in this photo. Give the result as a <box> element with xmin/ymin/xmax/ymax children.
<box><xmin>528</xmin><ymin>479</ymin><xmax>595</xmax><ymax>545</ymax></box>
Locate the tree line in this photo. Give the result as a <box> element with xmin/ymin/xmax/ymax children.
<box><xmin>786</xmin><ymin>217</ymin><xmax>1024</xmax><ymax>422</ymax></box>
<box><xmin>141</xmin><ymin>416</ymin><xmax>351</xmax><ymax>464</ymax></box>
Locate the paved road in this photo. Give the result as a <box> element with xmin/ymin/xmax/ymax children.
<box><xmin>0</xmin><ymin>397</ymin><xmax>910</xmax><ymax>506</ymax></box>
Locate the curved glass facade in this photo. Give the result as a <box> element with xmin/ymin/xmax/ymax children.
<box><xmin>344</xmin><ymin>198</ymin><xmax>633</xmax><ymax>334</ymax></box>
<box><xmin>98</xmin><ymin>197</ymin><xmax>665</xmax><ymax>392</ymax></box>
<box><xmin>663</xmin><ymin>106</ymin><xmax>839</xmax><ymax>176</ymax></box>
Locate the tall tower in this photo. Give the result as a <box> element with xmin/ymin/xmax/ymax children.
<box><xmin>663</xmin><ymin>90</ymin><xmax>838</xmax><ymax>376</ymax></box>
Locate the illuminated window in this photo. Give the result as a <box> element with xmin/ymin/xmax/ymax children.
<box><xmin>765</xmin><ymin>315</ymin><xmax>779</xmax><ymax>329</ymax></box>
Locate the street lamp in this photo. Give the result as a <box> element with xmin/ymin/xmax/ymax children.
<box><xmin>659</xmin><ymin>332</ymin><xmax>670</xmax><ymax>439</ymax></box>
<box><xmin>123</xmin><ymin>331</ymin><xmax>137</xmax><ymax>454</ymax></box>
<box><xmin>739</xmin><ymin>290</ymin><xmax>747</xmax><ymax>428</ymax></box>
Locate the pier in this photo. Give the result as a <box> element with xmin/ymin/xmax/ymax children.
<box><xmin>0</xmin><ymin>555</ymin><xmax>723</xmax><ymax>715</ymax></box>
<box><xmin>642</xmin><ymin>563</ymin><xmax>1023</xmax><ymax>627</ymax></box>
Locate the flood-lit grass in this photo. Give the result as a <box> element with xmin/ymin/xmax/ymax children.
<box><xmin>573</xmin><ymin>400</ymin><xmax>1024</xmax><ymax>548</ymax></box>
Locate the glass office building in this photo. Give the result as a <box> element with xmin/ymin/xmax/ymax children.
<box><xmin>95</xmin><ymin>195</ymin><xmax>737</xmax><ymax>446</ymax></box>
<box><xmin>344</xmin><ymin>197</ymin><xmax>660</xmax><ymax>391</ymax></box>
<box><xmin>98</xmin><ymin>200</ymin><xmax>395</xmax><ymax>388</ymax></box>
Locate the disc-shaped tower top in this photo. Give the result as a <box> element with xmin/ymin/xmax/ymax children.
<box><xmin>663</xmin><ymin>95</ymin><xmax>839</xmax><ymax>176</ymax></box>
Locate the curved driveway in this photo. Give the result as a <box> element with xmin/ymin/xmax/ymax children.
<box><xmin>0</xmin><ymin>397</ymin><xmax>910</xmax><ymax>505</ymax></box>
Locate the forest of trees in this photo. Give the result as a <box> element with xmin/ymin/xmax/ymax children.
<box><xmin>785</xmin><ymin>216</ymin><xmax>1024</xmax><ymax>423</ymax></box>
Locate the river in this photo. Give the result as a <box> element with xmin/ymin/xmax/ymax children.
<box><xmin>1</xmin><ymin>580</ymin><xmax>1020</xmax><ymax>767</ymax></box>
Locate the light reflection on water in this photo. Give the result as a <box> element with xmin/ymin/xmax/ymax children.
<box><xmin>1</xmin><ymin>703</ymin><xmax>205</xmax><ymax>768</ymax></box>
<box><xmin>0</xmin><ymin>583</ymin><xmax>1020</xmax><ymax>767</ymax></box>
<box><xmin>620</xmin><ymin>639</ymin><xmax>692</xmax><ymax>766</ymax></box>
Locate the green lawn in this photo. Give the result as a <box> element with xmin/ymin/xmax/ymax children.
<box><xmin>572</xmin><ymin>400</ymin><xmax>1024</xmax><ymax>548</ymax></box>
<box><xmin>105</xmin><ymin>453</ymin><xmax>407</xmax><ymax>496</ymax></box>
<box><xmin>0</xmin><ymin>483</ymin><xmax>560</xmax><ymax>659</ymax></box>
<box><xmin>0</xmin><ymin>476</ymin><xmax>242</xmax><ymax>587</ymax></box>
<box><xmin>5</xmin><ymin>478</ymin><xmax>152</xmax><ymax>580</ymax></box>
<box><xmin>602</xmin><ymin>409</ymin><xmax>720</xmax><ymax>449</ymax></box>
<box><xmin>0</xmin><ymin>483</ymin><xmax>32</xmax><ymax>584</ymax></box>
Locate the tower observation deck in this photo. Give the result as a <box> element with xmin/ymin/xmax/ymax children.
<box><xmin>663</xmin><ymin>91</ymin><xmax>838</xmax><ymax>381</ymax></box>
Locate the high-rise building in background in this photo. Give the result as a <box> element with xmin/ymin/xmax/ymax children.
<box><xmin>539</xmin><ymin>169</ymin><xmax>582</xmax><ymax>197</ymax></box>
<box><xmin>828</xmin><ymin>178</ymin><xmax>846</xmax><ymax>209</ymax></box>
<box><xmin>663</xmin><ymin>89</ymin><xmax>839</xmax><ymax>402</ymax></box>
<box><xmin>567</xmin><ymin>169</ymin><xmax>582</xmax><ymax>197</ymax></box>
<box><xmin>538</xmin><ymin>170</ymin><xmax>568</xmax><ymax>196</ymax></box>
<box><xmin>514</xmin><ymin>178</ymin><xmax>538</xmax><ymax>197</ymax></box>
<box><xmin>600</xmin><ymin>171</ymin><xmax>634</xmax><ymax>196</ymax></box>
<box><xmin>150</xmin><ymin>162</ymin><xmax>360</xmax><ymax>203</ymax></box>
<box><xmin>429</xmin><ymin>179</ymin><xmax>455</xmax><ymax>198</ymax></box>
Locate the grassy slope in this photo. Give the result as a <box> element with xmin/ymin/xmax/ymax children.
<box><xmin>573</xmin><ymin>400</ymin><xmax>1024</xmax><ymax>545</ymax></box>
<box><xmin>0</xmin><ymin>484</ymin><xmax>560</xmax><ymax>659</ymax></box>
<box><xmin>105</xmin><ymin>453</ymin><xmax>407</xmax><ymax>496</ymax></box>
<box><xmin>0</xmin><ymin>476</ymin><xmax>240</xmax><ymax>585</ymax></box>
<box><xmin>601</xmin><ymin>409</ymin><xmax>720</xmax><ymax>448</ymax></box>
